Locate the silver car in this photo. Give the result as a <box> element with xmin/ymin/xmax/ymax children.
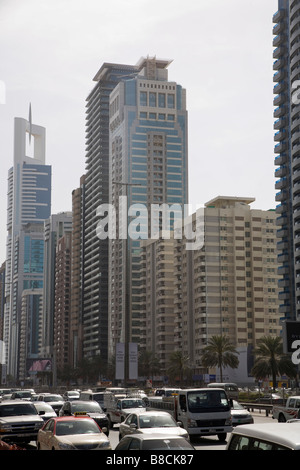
<box><xmin>118</xmin><ymin>410</ymin><xmax>189</xmax><ymax>441</ymax></box>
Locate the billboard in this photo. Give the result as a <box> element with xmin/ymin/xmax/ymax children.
<box><xmin>282</xmin><ymin>321</ymin><xmax>300</xmax><ymax>353</ymax></box>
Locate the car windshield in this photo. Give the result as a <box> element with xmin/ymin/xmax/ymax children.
<box><xmin>232</xmin><ymin>401</ymin><xmax>245</xmax><ymax>410</ymax></box>
<box><xmin>0</xmin><ymin>404</ymin><xmax>38</xmax><ymax>417</ymax></box>
<box><xmin>139</xmin><ymin>414</ymin><xmax>177</xmax><ymax>428</ymax></box>
<box><xmin>43</xmin><ymin>395</ymin><xmax>63</xmax><ymax>402</ymax></box>
<box><xmin>72</xmin><ymin>402</ymin><xmax>102</xmax><ymax>413</ymax></box>
<box><xmin>14</xmin><ymin>392</ymin><xmax>32</xmax><ymax>398</ymax></box>
<box><xmin>56</xmin><ymin>420</ymin><xmax>100</xmax><ymax>436</ymax></box>
<box><xmin>187</xmin><ymin>390</ymin><xmax>230</xmax><ymax>413</ymax></box>
<box><xmin>34</xmin><ymin>403</ymin><xmax>55</xmax><ymax>412</ymax></box>
<box><xmin>122</xmin><ymin>400</ymin><xmax>144</xmax><ymax>409</ymax></box>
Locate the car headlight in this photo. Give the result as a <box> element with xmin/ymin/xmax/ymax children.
<box><xmin>58</xmin><ymin>442</ymin><xmax>74</xmax><ymax>450</ymax></box>
<box><xmin>0</xmin><ymin>424</ymin><xmax>11</xmax><ymax>432</ymax></box>
<box><xmin>187</xmin><ymin>418</ymin><xmax>198</xmax><ymax>428</ymax></box>
<box><xmin>99</xmin><ymin>441</ymin><xmax>111</xmax><ymax>449</ymax></box>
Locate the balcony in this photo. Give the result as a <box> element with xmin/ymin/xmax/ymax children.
<box><xmin>277</xmin><ymin>227</ymin><xmax>288</xmax><ymax>238</ymax></box>
<box><xmin>277</xmin><ymin>238</ymin><xmax>289</xmax><ymax>250</ymax></box>
<box><xmin>276</xmin><ymin>203</ymin><xmax>286</xmax><ymax>214</ymax></box>
<box><xmin>275</xmin><ymin>176</ymin><xmax>287</xmax><ymax>190</ymax></box>
<box><xmin>278</xmin><ymin>253</ymin><xmax>289</xmax><ymax>263</ymax></box>
<box><xmin>274</xmin><ymin>141</ymin><xmax>287</xmax><ymax>153</ymax></box>
<box><xmin>274</xmin><ymin>165</ymin><xmax>286</xmax><ymax>178</ymax></box>
<box><xmin>273</xmin><ymin>58</ymin><xmax>285</xmax><ymax>70</ymax></box>
<box><xmin>279</xmin><ymin>291</ymin><xmax>290</xmax><ymax>300</ymax></box>
<box><xmin>278</xmin><ymin>265</ymin><xmax>289</xmax><ymax>275</ymax></box>
<box><xmin>273</xmin><ymin>10</ymin><xmax>285</xmax><ymax>24</ymax></box>
<box><xmin>275</xmin><ymin>189</ymin><xmax>287</xmax><ymax>202</ymax></box>
<box><xmin>273</xmin><ymin>34</ymin><xmax>285</xmax><ymax>47</ymax></box>
<box><xmin>293</xmin><ymin>194</ymin><xmax>300</xmax><ymax>207</ymax></box>
<box><xmin>274</xmin><ymin>105</ymin><xmax>286</xmax><ymax>118</ymax></box>
<box><xmin>273</xmin><ymin>93</ymin><xmax>285</xmax><ymax>106</ymax></box>
<box><xmin>273</xmin><ymin>46</ymin><xmax>285</xmax><ymax>59</ymax></box>
<box><xmin>273</xmin><ymin>81</ymin><xmax>286</xmax><ymax>95</ymax></box>
<box><xmin>273</xmin><ymin>69</ymin><xmax>286</xmax><ymax>82</ymax></box>
<box><xmin>276</xmin><ymin>215</ymin><xmax>288</xmax><ymax>226</ymax></box>
<box><xmin>275</xmin><ymin>154</ymin><xmax>288</xmax><ymax>166</ymax></box>
<box><xmin>274</xmin><ymin>116</ymin><xmax>286</xmax><ymax>130</ymax></box>
<box><xmin>274</xmin><ymin>129</ymin><xmax>286</xmax><ymax>141</ymax></box>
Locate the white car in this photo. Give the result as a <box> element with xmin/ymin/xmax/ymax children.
<box><xmin>227</xmin><ymin>422</ymin><xmax>300</xmax><ymax>450</ymax></box>
<box><xmin>37</xmin><ymin>416</ymin><xmax>111</xmax><ymax>450</ymax></box>
<box><xmin>231</xmin><ymin>400</ymin><xmax>254</xmax><ymax>426</ymax></box>
<box><xmin>118</xmin><ymin>410</ymin><xmax>189</xmax><ymax>441</ymax></box>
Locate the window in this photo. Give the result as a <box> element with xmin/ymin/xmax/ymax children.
<box><xmin>140</xmin><ymin>92</ymin><xmax>147</xmax><ymax>106</ymax></box>
<box><xmin>149</xmin><ymin>92</ymin><xmax>156</xmax><ymax>107</ymax></box>
<box><xmin>167</xmin><ymin>94</ymin><xmax>175</xmax><ymax>108</ymax></box>
<box><xmin>158</xmin><ymin>93</ymin><xmax>166</xmax><ymax>107</ymax></box>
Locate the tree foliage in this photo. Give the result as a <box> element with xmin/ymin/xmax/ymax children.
<box><xmin>201</xmin><ymin>335</ymin><xmax>239</xmax><ymax>382</ymax></box>
<box><xmin>251</xmin><ymin>336</ymin><xmax>297</xmax><ymax>390</ymax></box>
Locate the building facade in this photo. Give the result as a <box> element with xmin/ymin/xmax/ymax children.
<box><xmin>273</xmin><ymin>0</ymin><xmax>300</xmax><ymax>321</ymax></box>
<box><xmin>83</xmin><ymin>62</ymin><xmax>138</xmax><ymax>364</ymax></box>
<box><xmin>5</xmin><ymin>116</ymin><xmax>51</xmax><ymax>379</ymax></box>
<box><xmin>70</xmin><ymin>175</ymin><xmax>85</xmax><ymax>370</ymax></box>
<box><xmin>42</xmin><ymin>212</ymin><xmax>72</xmax><ymax>360</ymax></box>
<box><xmin>174</xmin><ymin>197</ymin><xmax>282</xmax><ymax>376</ymax></box>
<box><xmin>108</xmin><ymin>57</ymin><xmax>188</xmax><ymax>368</ymax></box>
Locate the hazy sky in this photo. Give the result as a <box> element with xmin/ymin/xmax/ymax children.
<box><xmin>0</xmin><ymin>0</ymin><xmax>278</xmax><ymax>261</ymax></box>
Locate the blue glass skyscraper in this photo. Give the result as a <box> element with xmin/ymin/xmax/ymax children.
<box><xmin>108</xmin><ymin>57</ymin><xmax>188</xmax><ymax>365</ymax></box>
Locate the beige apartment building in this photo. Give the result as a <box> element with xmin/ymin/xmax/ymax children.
<box><xmin>140</xmin><ymin>235</ymin><xmax>176</xmax><ymax>375</ymax></box>
<box><xmin>140</xmin><ymin>196</ymin><xmax>282</xmax><ymax>379</ymax></box>
<box><xmin>175</xmin><ymin>196</ymin><xmax>282</xmax><ymax>376</ymax></box>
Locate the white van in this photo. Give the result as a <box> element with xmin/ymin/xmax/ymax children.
<box><xmin>227</xmin><ymin>422</ymin><xmax>300</xmax><ymax>450</ymax></box>
<box><xmin>207</xmin><ymin>383</ymin><xmax>239</xmax><ymax>400</ymax></box>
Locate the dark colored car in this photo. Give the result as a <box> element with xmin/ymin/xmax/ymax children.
<box><xmin>115</xmin><ymin>433</ymin><xmax>195</xmax><ymax>451</ymax></box>
<box><xmin>59</xmin><ymin>400</ymin><xmax>109</xmax><ymax>435</ymax></box>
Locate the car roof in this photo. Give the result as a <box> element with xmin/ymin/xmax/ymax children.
<box><xmin>131</xmin><ymin>410</ymin><xmax>171</xmax><ymax>415</ymax></box>
<box><xmin>230</xmin><ymin>423</ymin><xmax>300</xmax><ymax>449</ymax></box>
<box><xmin>0</xmin><ymin>400</ymin><xmax>35</xmax><ymax>405</ymax></box>
<box><xmin>67</xmin><ymin>400</ymin><xmax>100</xmax><ymax>405</ymax></box>
<box><xmin>121</xmin><ymin>433</ymin><xmax>187</xmax><ymax>441</ymax></box>
<box><xmin>50</xmin><ymin>416</ymin><xmax>94</xmax><ymax>422</ymax></box>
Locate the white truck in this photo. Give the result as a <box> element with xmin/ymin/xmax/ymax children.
<box><xmin>105</xmin><ymin>395</ymin><xmax>146</xmax><ymax>428</ymax></box>
<box><xmin>147</xmin><ymin>387</ymin><xmax>233</xmax><ymax>441</ymax></box>
<box><xmin>272</xmin><ymin>396</ymin><xmax>300</xmax><ymax>422</ymax></box>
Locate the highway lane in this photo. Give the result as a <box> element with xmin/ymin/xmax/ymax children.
<box><xmin>107</xmin><ymin>411</ymin><xmax>273</xmax><ymax>450</ymax></box>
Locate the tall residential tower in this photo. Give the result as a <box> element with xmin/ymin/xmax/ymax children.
<box><xmin>273</xmin><ymin>0</ymin><xmax>300</xmax><ymax>321</ymax></box>
<box><xmin>83</xmin><ymin>62</ymin><xmax>138</xmax><ymax>363</ymax></box>
<box><xmin>5</xmin><ymin>116</ymin><xmax>51</xmax><ymax>379</ymax></box>
<box><xmin>108</xmin><ymin>57</ymin><xmax>188</xmax><ymax>364</ymax></box>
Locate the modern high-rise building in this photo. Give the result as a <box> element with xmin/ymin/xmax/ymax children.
<box><xmin>83</xmin><ymin>62</ymin><xmax>138</xmax><ymax>364</ymax></box>
<box><xmin>54</xmin><ymin>231</ymin><xmax>72</xmax><ymax>373</ymax></box>
<box><xmin>42</xmin><ymin>212</ymin><xmax>72</xmax><ymax>359</ymax></box>
<box><xmin>70</xmin><ymin>175</ymin><xmax>85</xmax><ymax>370</ymax></box>
<box><xmin>108</xmin><ymin>57</ymin><xmax>188</xmax><ymax>366</ymax></box>
<box><xmin>5</xmin><ymin>116</ymin><xmax>51</xmax><ymax>379</ymax></box>
<box><xmin>174</xmin><ymin>197</ymin><xmax>282</xmax><ymax>380</ymax></box>
<box><xmin>273</xmin><ymin>0</ymin><xmax>300</xmax><ymax>321</ymax></box>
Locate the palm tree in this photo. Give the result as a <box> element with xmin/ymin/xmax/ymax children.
<box><xmin>138</xmin><ymin>350</ymin><xmax>161</xmax><ymax>380</ymax></box>
<box><xmin>201</xmin><ymin>335</ymin><xmax>239</xmax><ymax>382</ymax></box>
<box><xmin>167</xmin><ymin>350</ymin><xmax>191</xmax><ymax>384</ymax></box>
<box><xmin>251</xmin><ymin>336</ymin><xmax>297</xmax><ymax>391</ymax></box>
